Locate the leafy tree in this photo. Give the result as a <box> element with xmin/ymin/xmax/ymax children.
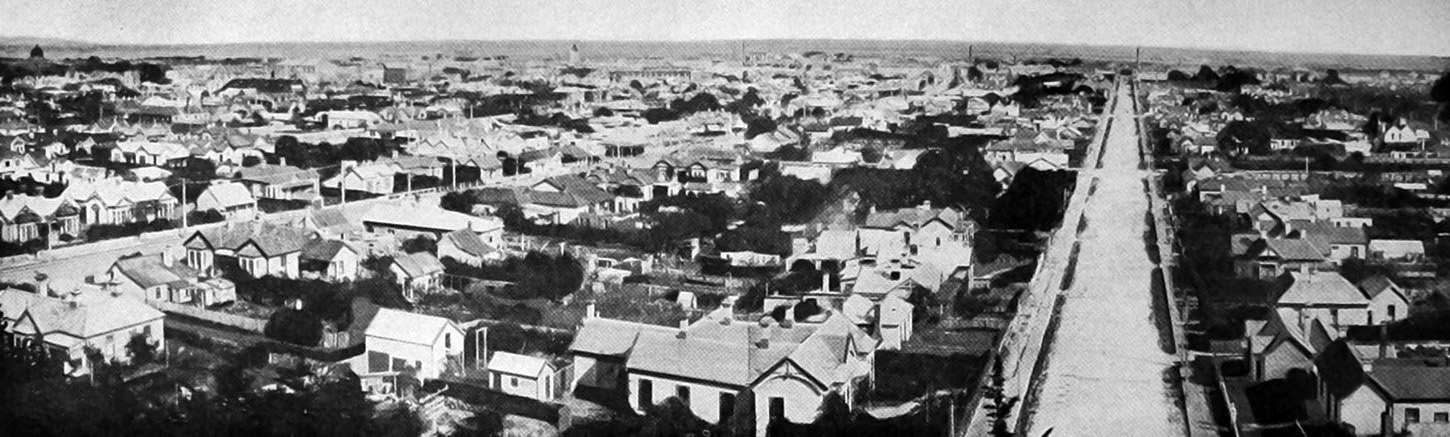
<box><xmin>1432</xmin><ymin>71</ymin><xmax>1450</xmax><ymax>126</ymax></box>
<box><xmin>748</xmin><ymin>175</ymin><xmax>830</xmax><ymax>224</ymax></box>
<box><xmin>1193</xmin><ymin>65</ymin><xmax>1220</xmax><ymax>84</ymax></box>
<box><xmin>264</xmin><ymin>308</ymin><xmax>324</xmax><ymax>346</ymax></box>
<box><xmin>400</xmin><ymin>235</ymin><xmax>437</xmax><ymax>254</ymax></box>
<box><xmin>981</xmin><ymin>358</ymin><xmax>1019</xmax><ymax>437</ymax></box>
<box><xmin>125</xmin><ymin>333</ymin><xmax>157</xmax><ymax>364</ymax></box>
<box><xmin>440</xmin><ymin>191</ymin><xmax>476</xmax><ymax>214</ymax></box>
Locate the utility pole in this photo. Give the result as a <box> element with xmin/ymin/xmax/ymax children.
<box><xmin>180</xmin><ymin>177</ymin><xmax>188</xmax><ymax>228</ymax></box>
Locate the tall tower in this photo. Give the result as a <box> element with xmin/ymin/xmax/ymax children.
<box><xmin>568</xmin><ymin>44</ymin><xmax>581</xmax><ymax>66</ymax></box>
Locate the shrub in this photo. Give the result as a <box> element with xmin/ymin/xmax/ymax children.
<box><xmin>264</xmin><ymin>309</ymin><xmax>323</xmax><ymax>347</ymax></box>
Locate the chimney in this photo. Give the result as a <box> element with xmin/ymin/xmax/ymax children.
<box><xmin>1299</xmin><ymin>264</ymin><xmax>1312</xmax><ymax>275</ymax></box>
<box><xmin>34</xmin><ymin>272</ymin><xmax>50</xmax><ymax>296</ymax></box>
<box><xmin>161</xmin><ymin>250</ymin><xmax>175</xmax><ymax>267</ymax></box>
<box><xmin>585</xmin><ymin>303</ymin><xmax>597</xmax><ymax>319</ymax></box>
<box><xmin>279</xmin><ymin>156</ymin><xmax>287</xmax><ymax>167</ymax></box>
<box><xmin>920</xmin><ymin>200</ymin><xmax>931</xmax><ymax>210</ymax></box>
<box><xmin>756</xmin><ymin>338</ymin><xmax>770</xmax><ymax>349</ymax></box>
<box><xmin>676</xmin><ymin>319</ymin><xmax>688</xmax><ymax>339</ymax></box>
<box><xmin>1379</xmin><ymin>324</ymin><xmax>1390</xmax><ymax>359</ymax></box>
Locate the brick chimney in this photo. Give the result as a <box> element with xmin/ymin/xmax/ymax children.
<box><xmin>676</xmin><ymin>319</ymin><xmax>688</xmax><ymax>339</ymax></box>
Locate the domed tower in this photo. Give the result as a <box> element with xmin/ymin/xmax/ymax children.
<box><xmin>29</xmin><ymin>44</ymin><xmax>44</xmax><ymax>59</ymax></box>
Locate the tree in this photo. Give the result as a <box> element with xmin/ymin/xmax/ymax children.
<box><xmin>1432</xmin><ymin>71</ymin><xmax>1450</xmax><ymax>128</ymax></box>
<box><xmin>125</xmin><ymin>333</ymin><xmax>158</xmax><ymax>364</ymax></box>
<box><xmin>399</xmin><ymin>236</ymin><xmax>436</xmax><ymax>255</ymax></box>
<box><xmin>264</xmin><ymin>308</ymin><xmax>324</xmax><ymax>346</ymax></box>
<box><xmin>440</xmin><ymin>191</ymin><xmax>476</xmax><ymax>214</ymax></box>
<box><xmin>1193</xmin><ymin>65</ymin><xmax>1220</xmax><ymax>84</ymax></box>
<box><xmin>748</xmin><ymin>175</ymin><xmax>830</xmax><ymax>224</ymax></box>
<box><xmin>981</xmin><ymin>358</ymin><xmax>1019</xmax><ymax>437</ymax></box>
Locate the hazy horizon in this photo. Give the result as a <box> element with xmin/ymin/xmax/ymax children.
<box><xmin>5</xmin><ymin>0</ymin><xmax>1448</xmax><ymax>57</ymax></box>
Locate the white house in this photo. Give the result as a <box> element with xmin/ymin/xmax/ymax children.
<box><xmin>358</xmin><ymin>308</ymin><xmax>465</xmax><ymax>382</ymax></box>
<box><xmin>389</xmin><ymin>252</ymin><xmax>444</xmax><ymax>302</ymax></box>
<box><xmin>1335</xmin><ymin>363</ymin><xmax>1450</xmax><ymax>437</ymax></box>
<box><xmin>0</xmin><ymin>287</ymin><xmax>165</xmax><ymax>377</ymax></box>
<box><xmin>437</xmin><ymin>228</ymin><xmax>505</xmax><ymax>266</ymax></box>
<box><xmin>487</xmin><ymin>351</ymin><xmax>562</xmax><ymax>402</ymax></box>
<box><xmin>300</xmin><ymin>239</ymin><xmax>361</xmax><ymax>282</ymax></box>
<box><xmin>570</xmin><ymin>302</ymin><xmax>877</xmax><ymax>437</ymax></box>
<box><xmin>194</xmin><ymin>182</ymin><xmax>258</xmax><ymax>218</ymax></box>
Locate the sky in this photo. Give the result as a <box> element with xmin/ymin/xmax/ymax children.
<box><xmin>4</xmin><ymin>0</ymin><xmax>1449</xmax><ymax>57</ymax></box>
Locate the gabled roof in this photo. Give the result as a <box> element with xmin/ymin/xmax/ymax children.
<box><xmin>1367</xmin><ymin>365</ymin><xmax>1450</xmax><ymax>401</ymax></box>
<box><xmin>0</xmin><ymin>289</ymin><xmax>163</xmax><ymax>340</ymax></box>
<box><xmin>363</xmin><ymin>308</ymin><xmax>457</xmax><ymax>346</ymax></box>
<box><xmin>1357</xmin><ymin>275</ymin><xmax>1406</xmax><ymax>301</ymax></box>
<box><xmin>487</xmin><ymin>351</ymin><xmax>553</xmax><ymax>377</ymax></box>
<box><xmin>392</xmin><ymin>252</ymin><xmax>444</xmax><ymax>278</ymax></box>
<box><xmin>187</xmin><ymin>222</ymin><xmax>312</xmax><ymax>256</ymax></box>
<box><xmin>439</xmin><ymin>229</ymin><xmax>498</xmax><ymax>258</ymax></box>
<box><xmin>863</xmin><ymin>205</ymin><xmax>963</xmax><ymax>230</ymax></box>
<box><xmin>111</xmin><ymin>254</ymin><xmax>202</xmax><ymax>289</ymax></box>
<box><xmin>300</xmin><ymin>238</ymin><xmax>355</xmax><ymax>261</ymax></box>
<box><xmin>1262</xmin><ymin>238</ymin><xmax>1328</xmax><ymax>261</ymax></box>
<box><xmin>198</xmin><ymin>182</ymin><xmax>256</xmax><ymax>209</ymax></box>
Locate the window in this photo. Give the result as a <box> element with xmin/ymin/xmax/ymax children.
<box><xmin>720</xmin><ymin>393</ymin><xmax>736</xmax><ymax>420</ymax></box>
<box><xmin>769</xmin><ymin>397</ymin><xmax>785</xmax><ymax>419</ymax></box>
<box><xmin>445</xmin><ymin>333</ymin><xmax>451</xmax><ymax>349</ymax></box>
<box><xmin>1408</xmin><ymin>408</ymin><xmax>1422</xmax><ymax>424</ymax></box>
<box><xmin>1330</xmin><ymin>309</ymin><xmax>1340</xmax><ymax>327</ymax></box>
<box><xmin>1435</xmin><ymin>412</ymin><xmax>1449</xmax><ymax>422</ymax></box>
<box><xmin>511</xmin><ymin>377</ymin><xmax>518</xmax><ymax>388</ymax></box>
<box><xmin>677</xmin><ymin>385</ymin><xmax>690</xmax><ymax>407</ymax></box>
<box><xmin>142</xmin><ymin>325</ymin><xmax>151</xmax><ymax>337</ymax></box>
<box><xmin>1389</xmin><ymin>305</ymin><xmax>1398</xmax><ymax>321</ymax></box>
<box><xmin>638</xmin><ymin>379</ymin><xmax>653</xmax><ymax>407</ymax></box>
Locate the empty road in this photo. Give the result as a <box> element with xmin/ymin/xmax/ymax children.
<box><xmin>1022</xmin><ymin>81</ymin><xmax>1183</xmax><ymax>437</ymax></box>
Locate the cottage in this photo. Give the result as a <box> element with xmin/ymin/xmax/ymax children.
<box><xmin>107</xmin><ymin>252</ymin><xmax>235</xmax><ymax>306</ymax></box>
<box><xmin>0</xmin><ymin>288</ymin><xmax>165</xmax><ymax>377</ymax></box>
<box><xmin>1276</xmin><ymin>270</ymin><xmax>1370</xmax><ymax>333</ymax></box>
<box><xmin>1333</xmin><ymin>361</ymin><xmax>1450</xmax><ymax>436</ymax></box>
<box><xmin>300</xmin><ymin>239</ymin><xmax>361</xmax><ymax>282</ymax></box>
<box><xmin>0</xmin><ymin>194</ymin><xmax>81</xmax><ymax>244</ymax></box>
<box><xmin>487</xmin><ymin>351</ymin><xmax>564</xmax><ymax>402</ymax></box>
<box><xmin>436</xmin><ymin>228</ymin><xmax>504</xmax><ymax>266</ymax></box>
<box><xmin>1357</xmin><ymin>276</ymin><xmax>1410</xmax><ymax>326</ymax></box>
<box><xmin>234</xmin><ymin>164</ymin><xmax>320</xmax><ymax>201</ymax></box>
<box><xmin>357</xmin><ymin>308</ymin><xmax>465</xmax><ymax>383</ymax></box>
<box><xmin>182</xmin><ymin>223</ymin><xmax>312</xmax><ymax>278</ymax></box>
<box><xmin>570</xmin><ymin>302</ymin><xmax>876</xmax><ymax>437</ymax></box>
<box><xmin>1369</xmin><ymin>240</ymin><xmax>1426</xmax><ymax>262</ymax></box>
<box><xmin>523</xmin><ymin>175</ymin><xmax>616</xmax><ymax>225</ymax></box>
<box><xmin>390</xmin><ymin>252</ymin><xmax>444</xmax><ymax>302</ymax></box>
<box><xmin>194</xmin><ymin>182</ymin><xmax>258</xmax><ymax>218</ymax></box>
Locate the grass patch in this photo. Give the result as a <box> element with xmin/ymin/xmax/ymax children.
<box><xmin>1016</xmin><ymin>294</ymin><xmax>1067</xmax><ymax>434</ymax></box>
<box><xmin>1150</xmin><ymin>267</ymin><xmax>1177</xmax><ymax>355</ymax></box>
<box><xmin>1144</xmin><ymin>211</ymin><xmax>1161</xmax><ymax>265</ymax></box>
<box><xmin>1060</xmin><ymin>241</ymin><xmax>1082</xmax><ymax>291</ymax></box>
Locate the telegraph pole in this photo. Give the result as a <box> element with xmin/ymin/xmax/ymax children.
<box><xmin>180</xmin><ymin>177</ymin><xmax>188</xmax><ymax>228</ymax></box>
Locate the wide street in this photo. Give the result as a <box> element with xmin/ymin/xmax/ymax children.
<box><xmin>1021</xmin><ymin>81</ymin><xmax>1184</xmax><ymax>437</ymax></box>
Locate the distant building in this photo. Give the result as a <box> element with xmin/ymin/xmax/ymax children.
<box><xmin>29</xmin><ymin>45</ymin><xmax>43</xmax><ymax>59</ymax></box>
